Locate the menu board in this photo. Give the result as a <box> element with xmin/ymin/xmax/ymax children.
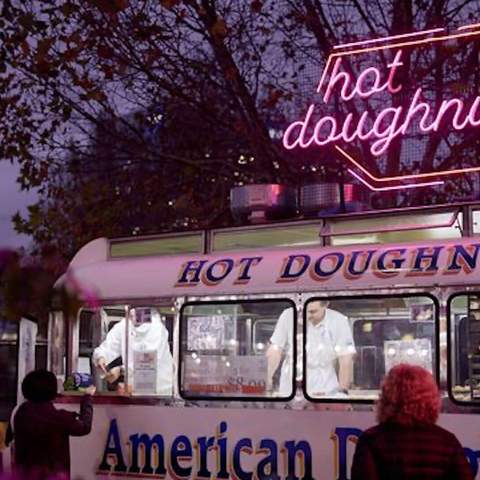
<box><xmin>187</xmin><ymin>315</ymin><xmax>234</xmax><ymax>351</ymax></box>
<box><xmin>133</xmin><ymin>350</ymin><xmax>158</xmax><ymax>393</ymax></box>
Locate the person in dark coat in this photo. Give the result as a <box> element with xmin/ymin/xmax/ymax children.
<box><xmin>351</xmin><ymin>363</ymin><xmax>473</xmax><ymax>480</ymax></box>
<box><xmin>5</xmin><ymin>369</ymin><xmax>95</xmax><ymax>479</ymax></box>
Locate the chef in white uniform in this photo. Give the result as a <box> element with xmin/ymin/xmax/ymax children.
<box><xmin>93</xmin><ymin>307</ymin><xmax>173</xmax><ymax>395</ymax></box>
<box><xmin>266</xmin><ymin>300</ymin><xmax>355</xmax><ymax>396</ymax></box>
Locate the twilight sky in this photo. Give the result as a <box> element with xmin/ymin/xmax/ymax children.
<box><xmin>0</xmin><ymin>162</ymin><xmax>36</xmax><ymax>249</ymax></box>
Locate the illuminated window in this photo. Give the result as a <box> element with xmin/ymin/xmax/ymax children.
<box><xmin>73</xmin><ymin>305</ymin><xmax>174</xmax><ymax>397</ymax></box>
<box><xmin>304</xmin><ymin>295</ymin><xmax>437</xmax><ymax>401</ymax></box>
<box><xmin>180</xmin><ymin>299</ymin><xmax>296</xmax><ymax>400</ymax></box>
<box><xmin>449</xmin><ymin>293</ymin><xmax>480</xmax><ymax>404</ymax></box>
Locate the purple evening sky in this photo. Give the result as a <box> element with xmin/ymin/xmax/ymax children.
<box><xmin>0</xmin><ymin>162</ymin><xmax>36</xmax><ymax>249</ymax></box>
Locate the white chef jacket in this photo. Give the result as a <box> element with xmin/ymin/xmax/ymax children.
<box><xmin>93</xmin><ymin>316</ymin><xmax>173</xmax><ymax>395</ymax></box>
<box><xmin>270</xmin><ymin>307</ymin><xmax>355</xmax><ymax>395</ymax></box>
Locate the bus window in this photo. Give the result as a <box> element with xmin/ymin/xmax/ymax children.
<box><xmin>70</xmin><ymin>307</ymin><xmax>121</xmax><ymax>394</ymax></box>
<box><xmin>85</xmin><ymin>305</ymin><xmax>174</xmax><ymax>396</ymax></box>
<box><xmin>180</xmin><ymin>299</ymin><xmax>295</xmax><ymax>400</ymax></box>
<box><xmin>304</xmin><ymin>295</ymin><xmax>436</xmax><ymax>401</ymax></box>
<box><xmin>449</xmin><ymin>294</ymin><xmax>480</xmax><ymax>403</ymax></box>
<box><xmin>78</xmin><ymin>310</ymin><xmax>100</xmax><ymax>376</ymax></box>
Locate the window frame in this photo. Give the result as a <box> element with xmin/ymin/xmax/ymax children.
<box><xmin>53</xmin><ymin>297</ymin><xmax>177</xmax><ymax>406</ymax></box>
<box><xmin>178</xmin><ymin>298</ymin><xmax>297</xmax><ymax>402</ymax></box>
<box><xmin>61</xmin><ymin>301</ymin><xmax>177</xmax><ymax>401</ymax></box>
<box><xmin>303</xmin><ymin>293</ymin><xmax>440</xmax><ymax>404</ymax></box>
<box><xmin>447</xmin><ymin>291</ymin><xmax>480</xmax><ymax>406</ymax></box>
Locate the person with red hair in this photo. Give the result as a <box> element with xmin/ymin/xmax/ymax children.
<box><xmin>351</xmin><ymin>363</ymin><xmax>473</xmax><ymax>480</ymax></box>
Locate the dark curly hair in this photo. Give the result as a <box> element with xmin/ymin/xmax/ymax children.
<box><xmin>22</xmin><ymin>369</ymin><xmax>58</xmax><ymax>403</ymax></box>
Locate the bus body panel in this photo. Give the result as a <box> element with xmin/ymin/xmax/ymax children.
<box><xmin>64</xmin><ymin>404</ymin><xmax>480</xmax><ymax>479</ymax></box>
<box><xmin>45</xmin><ymin>235</ymin><xmax>480</xmax><ymax>479</ymax></box>
<box><xmin>61</xmin><ymin>237</ymin><xmax>480</xmax><ymax>299</ymax></box>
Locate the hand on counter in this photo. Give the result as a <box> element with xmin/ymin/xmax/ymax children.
<box><xmin>84</xmin><ymin>385</ymin><xmax>96</xmax><ymax>396</ymax></box>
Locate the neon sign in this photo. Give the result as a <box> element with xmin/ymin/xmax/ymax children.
<box><xmin>283</xmin><ymin>25</ymin><xmax>480</xmax><ymax>190</ymax></box>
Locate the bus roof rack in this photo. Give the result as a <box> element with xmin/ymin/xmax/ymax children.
<box><xmin>106</xmin><ymin>201</ymin><xmax>480</xmax><ymax>257</ymax></box>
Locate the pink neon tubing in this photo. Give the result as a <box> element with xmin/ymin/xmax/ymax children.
<box><xmin>338</xmin><ymin>146</ymin><xmax>480</xmax><ymax>183</ymax></box>
<box><xmin>348</xmin><ymin>169</ymin><xmax>444</xmax><ymax>191</ymax></box>
<box><xmin>457</xmin><ymin>23</ymin><xmax>480</xmax><ymax>32</ymax></box>
<box><xmin>317</xmin><ymin>30</ymin><xmax>480</xmax><ymax>94</ymax></box>
<box><xmin>333</xmin><ymin>27</ymin><xmax>445</xmax><ymax>50</ymax></box>
<box><xmin>284</xmin><ymin>86</ymin><xmax>480</xmax><ymax>158</ymax></box>
<box><xmin>285</xmin><ymin>26</ymin><xmax>480</xmax><ymax>187</ymax></box>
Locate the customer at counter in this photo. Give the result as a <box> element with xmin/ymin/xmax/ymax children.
<box><xmin>6</xmin><ymin>369</ymin><xmax>95</xmax><ymax>479</ymax></box>
<box><xmin>351</xmin><ymin>364</ymin><xmax>473</xmax><ymax>480</ymax></box>
<box><xmin>93</xmin><ymin>307</ymin><xmax>173</xmax><ymax>395</ymax></box>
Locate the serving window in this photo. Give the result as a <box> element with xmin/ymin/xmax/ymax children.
<box><xmin>304</xmin><ymin>295</ymin><xmax>437</xmax><ymax>402</ymax></box>
<box><xmin>448</xmin><ymin>293</ymin><xmax>480</xmax><ymax>403</ymax></box>
<box><xmin>179</xmin><ymin>299</ymin><xmax>296</xmax><ymax>400</ymax></box>
<box><xmin>67</xmin><ymin>304</ymin><xmax>174</xmax><ymax>396</ymax></box>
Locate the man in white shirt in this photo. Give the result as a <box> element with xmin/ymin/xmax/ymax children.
<box><xmin>93</xmin><ymin>307</ymin><xmax>173</xmax><ymax>395</ymax></box>
<box><xmin>266</xmin><ymin>300</ymin><xmax>355</xmax><ymax>396</ymax></box>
